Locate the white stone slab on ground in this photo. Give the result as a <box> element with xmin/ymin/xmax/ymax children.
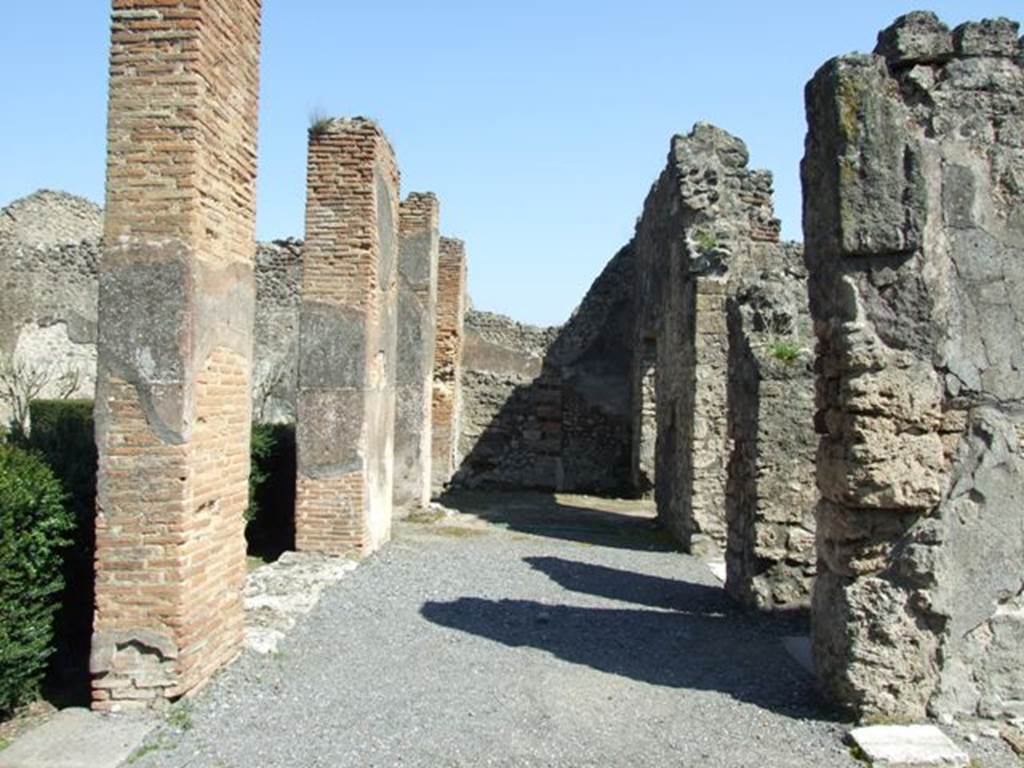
<box><xmin>0</xmin><ymin>708</ymin><xmax>156</xmax><ymax>768</ymax></box>
<box><xmin>706</xmin><ymin>559</ymin><xmax>726</xmax><ymax>583</ymax></box>
<box><xmin>849</xmin><ymin>724</ymin><xmax>969</xmax><ymax>768</ymax></box>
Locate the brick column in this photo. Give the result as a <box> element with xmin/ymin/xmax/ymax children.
<box><xmin>394</xmin><ymin>193</ymin><xmax>440</xmax><ymax>511</ymax></box>
<box><xmin>91</xmin><ymin>0</ymin><xmax>261</xmax><ymax>711</ymax></box>
<box><xmin>295</xmin><ymin>118</ymin><xmax>400</xmax><ymax>556</ymax></box>
<box><xmin>431</xmin><ymin>238</ymin><xmax>467</xmax><ymax>494</ymax></box>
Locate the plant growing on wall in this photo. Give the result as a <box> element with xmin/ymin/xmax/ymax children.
<box><xmin>692</xmin><ymin>229</ymin><xmax>719</xmax><ymax>255</ymax></box>
<box><xmin>308</xmin><ymin>110</ymin><xmax>333</xmax><ymax>137</ymax></box>
<box><xmin>768</xmin><ymin>339</ymin><xmax>803</xmax><ymax>365</ymax></box>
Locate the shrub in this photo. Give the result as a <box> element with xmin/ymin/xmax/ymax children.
<box><xmin>0</xmin><ymin>443</ymin><xmax>73</xmax><ymax>714</ymax></box>
<box><xmin>25</xmin><ymin>400</ymin><xmax>96</xmax><ymax>700</ymax></box>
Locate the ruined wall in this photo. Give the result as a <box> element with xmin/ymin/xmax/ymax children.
<box><xmin>0</xmin><ymin>192</ymin><xmax>301</xmax><ymax>428</ymax></box>
<box><xmin>804</xmin><ymin>12</ymin><xmax>1024</xmax><ymax>719</ymax></box>
<box><xmin>632</xmin><ymin>124</ymin><xmax>789</xmax><ymax>553</ymax></box>
<box><xmin>432</xmin><ymin>237</ymin><xmax>467</xmax><ymax>494</ymax></box>
<box><xmin>455</xmin><ymin>244</ymin><xmax>635</xmax><ymax>494</ymax></box>
<box><xmin>394</xmin><ymin>193</ymin><xmax>439</xmax><ymax>511</ymax></box>
<box><xmin>456</xmin><ymin>310</ymin><xmax>557</xmax><ymax>488</ymax></box>
<box><xmin>92</xmin><ymin>0</ymin><xmax>261</xmax><ymax>710</ymax></box>
<box><xmin>0</xmin><ymin>191</ymin><xmax>102</xmax><ymax>426</ymax></box>
<box><xmin>296</xmin><ymin>118</ymin><xmax>399</xmax><ymax>557</ymax></box>
<box><xmin>253</xmin><ymin>239</ymin><xmax>302</xmax><ymax>424</ymax></box>
<box><xmin>724</xmin><ymin>244</ymin><xmax>817</xmax><ymax>611</ymax></box>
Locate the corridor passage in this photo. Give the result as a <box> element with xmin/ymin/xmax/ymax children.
<box><xmin>135</xmin><ymin>494</ymin><xmax>858</xmax><ymax>768</ymax></box>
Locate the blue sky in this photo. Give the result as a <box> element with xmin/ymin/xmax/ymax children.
<box><xmin>1</xmin><ymin>2</ymin><xmax>1019</xmax><ymax>326</ymax></box>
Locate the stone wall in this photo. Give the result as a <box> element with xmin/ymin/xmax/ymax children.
<box><xmin>253</xmin><ymin>239</ymin><xmax>302</xmax><ymax>424</ymax></box>
<box><xmin>0</xmin><ymin>191</ymin><xmax>102</xmax><ymax>426</ymax></box>
<box><xmin>0</xmin><ymin>192</ymin><xmax>303</xmax><ymax>429</ymax></box>
<box><xmin>632</xmin><ymin>124</ymin><xmax>790</xmax><ymax>552</ymax></box>
<box><xmin>454</xmin><ymin>244</ymin><xmax>635</xmax><ymax>494</ymax></box>
<box><xmin>91</xmin><ymin>0</ymin><xmax>262</xmax><ymax>710</ymax></box>
<box><xmin>394</xmin><ymin>193</ymin><xmax>439</xmax><ymax>511</ymax></box>
<box><xmin>456</xmin><ymin>310</ymin><xmax>557</xmax><ymax>488</ymax></box>
<box><xmin>295</xmin><ymin>118</ymin><xmax>399</xmax><ymax>557</ymax></box>
<box><xmin>724</xmin><ymin>243</ymin><xmax>817</xmax><ymax>611</ymax></box>
<box><xmin>804</xmin><ymin>12</ymin><xmax>1024</xmax><ymax>719</ymax></box>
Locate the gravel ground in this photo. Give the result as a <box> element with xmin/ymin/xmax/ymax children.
<box><xmin>130</xmin><ymin>493</ymin><xmax>1018</xmax><ymax>768</ymax></box>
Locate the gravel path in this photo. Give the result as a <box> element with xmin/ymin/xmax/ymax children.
<box><xmin>129</xmin><ymin>493</ymin><xmax>959</xmax><ymax>767</ymax></box>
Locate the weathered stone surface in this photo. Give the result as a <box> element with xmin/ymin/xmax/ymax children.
<box><xmin>393</xmin><ymin>193</ymin><xmax>439</xmax><ymax>511</ymax></box>
<box><xmin>243</xmin><ymin>552</ymin><xmax>358</xmax><ymax>655</ymax></box>
<box><xmin>91</xmin><ymin>0</ymin><xmax>261</xmax><ymax>711</ymax></box>
<box><xmin>953</xmin><ymin>18</ymin><xmax>1020</xmax><ymax>59</ymax></box>
<box><xmin>725</xmin><ymin>244</ymin><xmax>817</xmax><ymax>611</ymax></box>
<box><xmin>0</xmin><ymin>196</ymin><xmax>303</xmax><ymax>428</ymax></box>
<box><xmin>632</xmin><ymin>122</ymin><xmax>815</xmax><ymax>602</ymax></box>
<box><xmin>848</xmin><ymin>724</ymin><xmax>969</xmax><ymax>768</ymax></box>
<box><xmin>455</xmin><ymin>244</ymin><xmax>635</xmax><ymax>494</ymax></box>
<box><xmin>875</xmin><ymin>11</ymin><xmax>953</xmax><ymax>67</ymax></box>
<box><xmin>0</xmin><ymin>708</ymin><xmax>156</xmax><ymax>768</ymax></box>
<box><xmin>295</xmin><ymin>118</ymin><xmax>400</xmax><ymax>557</ymax></box>
<box><xmin>804</xmin><ymin>12</ymin><xmax>1024</xmax><ymax>720</ymax></box>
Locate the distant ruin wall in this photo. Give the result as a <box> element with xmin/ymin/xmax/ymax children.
<box><xmin>0</xmin><ymin>192</ymin><xmax>303</xmax><ymax>429</ymax></box>
<box><xmin>455</xmin><ymin>245</ymin><xmax>635</xmax><ymax>495</ymax></box>
<box><xmin>0</xmin><ymin>191</ymin><xmax>102</xmax><ymax>426</ymax></box>
<box><xmin>804</xmin><ymin>12</ymin><xmax>1024</xmax><ymax>719</ymax></box>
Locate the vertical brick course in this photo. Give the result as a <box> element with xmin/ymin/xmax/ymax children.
<box><xmin>431</xmin><ymin>237</ymin><xmax>467</xmax><ymax>494</ymax></box>
<box><xmin>92</xmin><ymin>0</ymin><xmax>261</xmax><ymax>711</ymax></box>
<box><xmin>295</xmin><ymin>118</ymin><xmax>400</xmax><ymax>556</ymax></box>
<box><xmin>394</xmin><ymin>193</ymin><xmax>439</xmax><ymax>510</ymax></box>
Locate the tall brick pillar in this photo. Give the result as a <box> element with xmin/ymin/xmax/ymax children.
<box><xmin>394</xmin><ymin>193</ymin><xmax>440</xmax><ymax>511</ymax></box>
<box><xmin>91</xmin><ymin>0</ymin><xmax>261</xmax><ymax>710</ymax></box>
<box><xmin>295</xmin><ymin>118</ymin><xmax>400</xmax><ymax>556</ymax></box>
<box><xmin>431</xmin><ymin>237</ymin><xmax>467</xmax><ymax>495</ymax></box>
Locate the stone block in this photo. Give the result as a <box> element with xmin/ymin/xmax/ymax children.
<box><xmin>875</xmin><ymin>12</ymin><xmax>953</xmax><ymax>66</ymax></box>
<box><xmin>848</xmin><ymin>725</ymin><xmax>968</xmax><ymax>768</ymax></box>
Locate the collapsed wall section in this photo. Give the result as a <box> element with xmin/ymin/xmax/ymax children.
<box><xmin>432</xmin><ymin>237</ymin><xmax>467</xmax><ymax>494</ymax></box>
<box><xmin>295</xmin><ymin>118</ymin><xmax>399</xmax><ymax>556</ymax></box>
<box><xmin>394</xmin><ymin>193</ymin><xmax>440</xmax><ymax>510</ymax></box>
<box><xmin>92</xmin><ymin>0</ymin><xmax>261</xmax><ymax>710</ymax></box>
<box><xmin>803</xmin><ymin>12</ymin><xmax>1024</xmax><ymax>719</ymax></box>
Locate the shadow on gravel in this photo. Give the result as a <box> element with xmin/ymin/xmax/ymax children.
<box><xmin>440</xmin><ymin>491</ymin><xmax>678</xmax><ymax>552</ymax></box>
<box><xmin>422</xmin><ymin>557</ymin><xmax>823</xmax><ymax>719</ymax></box>
<box><xmin>523</xmin><ymin>556</ymin><xmax>728</xmax><ymax>613</ymax></box>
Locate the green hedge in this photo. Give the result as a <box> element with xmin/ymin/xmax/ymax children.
<box><xmin>24</xmin><ymin>400</ymin><xmax>97</xmax><ymax>701</ymax></box>
<box><xmin>0</xmin><ymin>443</ymin><xmax>73</xmax><ymax>714</ymax></box>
